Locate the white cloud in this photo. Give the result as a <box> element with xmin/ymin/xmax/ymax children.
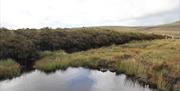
<box><xmin>0</xmin><ymin>0</ymin><xmax>180</xmax><ymax>28</ymax></box>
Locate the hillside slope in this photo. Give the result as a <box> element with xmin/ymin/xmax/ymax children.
<box><xmin>97</xmin><ymin>21</ymin><xmax>180</xmax><ymax>37</ymax></box>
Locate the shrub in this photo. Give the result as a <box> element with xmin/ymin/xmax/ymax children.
<box><xmin>0</xmin><ymin>28</ymin><xmax>164</xmax><ymax>62</ymax></box>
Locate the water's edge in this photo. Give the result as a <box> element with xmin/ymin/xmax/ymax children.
<box><xmin>0</xmin><ymin>67</ymin><xmax>158</xmax><ymax>91</ymax></box>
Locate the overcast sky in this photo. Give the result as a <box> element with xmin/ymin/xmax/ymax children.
<box><xmin>0</xmin><ymin>0</ymin><xmax>180</xmax><ymax>28</ymax></box>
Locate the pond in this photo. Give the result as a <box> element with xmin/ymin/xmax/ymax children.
<box><xmin>0</xmin><ymin>67</ymin><xmax>157</xmax><ymax>91</ymax></box>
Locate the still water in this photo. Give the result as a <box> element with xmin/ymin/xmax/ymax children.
<box><xmin>0</xmin><ymin>67</ymin><xmax>157</xmax><ymax>91</ymax></box>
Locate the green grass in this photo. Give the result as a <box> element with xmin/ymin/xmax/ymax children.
<box><xmin>0</xmin><ymin>59</ymin><xmax>21</xmax><ymax>79</ymax></box>
<box><xmin>35</xmin><ymin>39</ymin><xmax>180</xmax><ymax>91</ymax></box>
<box><xmin>0</xmin><ymin>28</ymin><xmax>164</xmax><ymax>61</ymax></box>
<box><xmin>0</xmin><ymin>21</ymin><xmax>179</xmax><ymax>90</ymax></box>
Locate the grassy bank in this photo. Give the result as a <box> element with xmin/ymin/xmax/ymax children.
<box><xmin>0</xmin><ymin>59</ymin><xmax>21</xmax><ymax>79</ymax></box>
<box><xmin>0</xmin><ymin>28</ymin><xmax>164</xmax><ymax>62</ymax></box>
<box><xmin>35</xmin><ymin>39</ymin><xmax>180</xmax><ymax>91</ymax></box>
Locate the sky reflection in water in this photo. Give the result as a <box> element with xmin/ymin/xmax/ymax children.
<box><xmin>0</xmin><ymin>67</ymin><xmax>157</xmax><ymax>91</ymax></box>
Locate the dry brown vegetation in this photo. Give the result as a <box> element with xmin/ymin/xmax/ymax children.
<box><xmin>0</xmin><ymin>21</ymin><xmax>180</xmax><ymax>91</ymax></box>
<box><xmin>35</xmin><ymin>39</ymin><xmax>180</xmax><ymax>91</ymax></box>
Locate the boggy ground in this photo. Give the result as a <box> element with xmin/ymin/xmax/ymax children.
<box><xmin>0</xmin><ymin>39</ymin><xmax>179</xmax><ymax>91</ymax></box>
<box><xmin>0</xmin><ymin>59</ymin><xmax>21</xmax><ymax>79</ymax></box>
<box><xmin>0</xmin><ymin>28</ymin><xmax>164</xmax><ymax>79</ymax></box>
<box><xmin>35</xmin><ymin>39</ymin><xmax>180</xmax><ymax>91</ymax></box>
<box><xmin>1</xmin><ymin>22</ymin><xmax>180</xmax><ymax>91</ymax></box>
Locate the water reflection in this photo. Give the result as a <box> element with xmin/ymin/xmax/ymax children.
<box><xmin>0</xmin><ymin>67</ymin><xmax>157</xmax><ymax>91</ymax></box>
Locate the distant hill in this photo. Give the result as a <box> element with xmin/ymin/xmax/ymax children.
<box><xmin>98</xmin><ymin>21</ymin><xmax>180</xmax><ymax>31</ymax></box>
<box><xmin>72</xmin><ymin>21</ymin><xmax>180</xmax><ymax>37</ymax></box>
<box><xmin>94</xmin><ymin>21</ymin><xmax>180</xmax><ymax>37</ymax></box>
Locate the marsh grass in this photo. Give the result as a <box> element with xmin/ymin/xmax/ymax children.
<box><xmin>0</xmin><ymin>59</ymin><xmax>21</xmax><ymax>79</ymax></box>
<box><xmin>35</xmin><ymin>39</ymin><xmax>180</xmax><ymax>91</ymax></box>
<box><xmin>0</xmin><ymin>28</ymin><xmax>164</xmax><ymax>62</ymax></box>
